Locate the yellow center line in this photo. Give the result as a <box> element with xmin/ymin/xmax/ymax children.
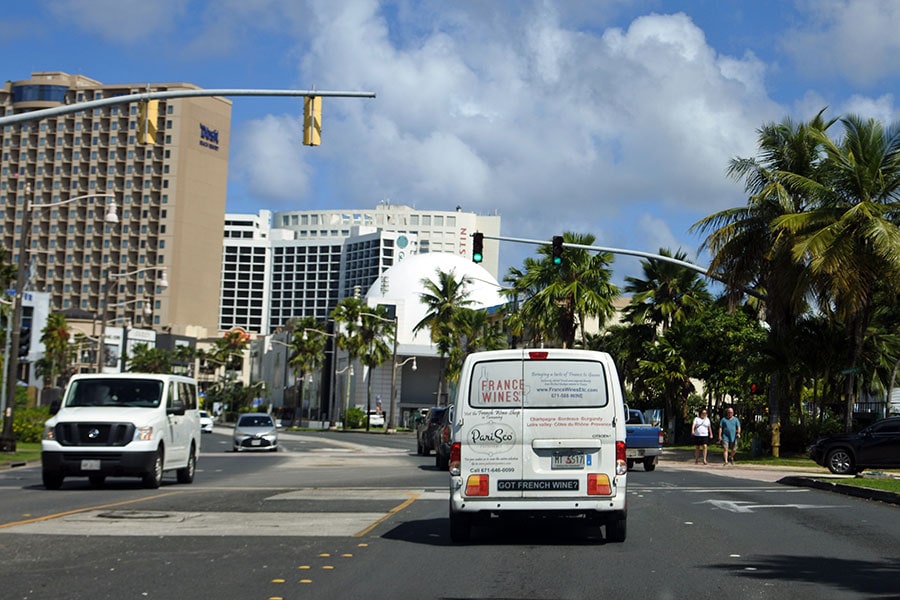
<box><xmin>0</xmin><ymin>491</ymin><xmax>184</xmax><ymax>529</ymax></box>
<box><xmin>353</xmin><ymin>492</ymin><xmax>420</xmax><ymax>537</ymax></box>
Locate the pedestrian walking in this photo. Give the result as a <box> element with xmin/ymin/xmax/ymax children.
<box><xmin>719</xmin><ymin>407</ymin><xmax>742</xmax><ymax>465</ymax></box>
<box><xmin>691</xmin><ymin>408</ymin><xmax>713</xmax><ymax>465</ymax></box>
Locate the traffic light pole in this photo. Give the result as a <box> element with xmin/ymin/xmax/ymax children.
<box><xmin>472</xmin><ymin>232</ymin><xmax>764</xmax><ymax>300</ymax></box>
<box><xmin>0</xmin><ymin>88</ymin><xmax>376</xmax><ymax>128</ymax></box>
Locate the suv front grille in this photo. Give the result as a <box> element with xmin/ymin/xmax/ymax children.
<box><xmin>55</xmin><ymin>423</ymin><xmax>135</xmax><ymax>447</ymax></box>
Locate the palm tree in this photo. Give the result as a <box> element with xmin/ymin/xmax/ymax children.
<box><xmin>332</xmin><ymin>297</ymin><xmax>368</xmax><ymax>423</ymax></box>
<box><xmin>356</xmin><ymin>307</ymin><xmax>394</xmax><ymax>431</ymax></box>
<box><xmin>502</xmin><ymin>232</ymin><xmax>618</xmax><ymax>348</ymax></box>
<box><xmin>414</xmin><ymin>268</ymin><xmax>474</xmax><ymax>405</ymax></box>
<box><xmin>39</xmin><ymin>313</ymin><xmax>71</xmax><ymax>387</ymax></box>
<box><xmin>129</xmin><ymin>343</ymin><xmax>173</xmax><ymax>373</ymax></box>
<box><xmin>445</xmin><ymin>307</ymin><xmax>507</xmax><ymax>385</ymax></box>
<box><xmin>692</xmin><ymin>111</ymin><xmax>833</xmax><ymax>429</ymax></box>
<box><xmin>778</xmin><ymin>115</ymin><xmax>900</xmax><ymax>430</ymax></box>
<box><xmin>624</xmin><ymin>248</ymin><xmax>711</xmax><ymax>334</ymax></box>
<box><xmin>286</xmin><ymin>317</ymin><xmax>328</xmax><ymax>425</ymax></box>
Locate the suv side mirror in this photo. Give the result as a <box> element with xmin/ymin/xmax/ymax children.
<box><xmin>49</xmin><ymin>399</ymin><xmax>61</xmax><ymax>416</ymax></box>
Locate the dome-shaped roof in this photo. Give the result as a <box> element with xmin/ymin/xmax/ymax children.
<box><xmin>365</xmin><ymin>253</ymin><xmax>506</xmax><ymax>350</ymax></box>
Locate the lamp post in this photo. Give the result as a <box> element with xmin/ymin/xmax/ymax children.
<box><xmin>1</xmin><ymin>185</ymin><xmax>117</xmax><ymax>452</ymax></box>
<box><xmin>115</xmin><ymin>300</ymin><xmax>153</xmax><ymax>373</ymax></box>
<box><xmin>97</xmin><ymin>267</ymin><xmax>168</xmax><ymax>373</ymax></box>
<box><xmin>334</xmin><ymin>364</ymin><xmax>354</xmax><ymax>430</ymax></box>
<box><xmin>393</xmin><ymin>356</ymin><xmax>418</xmax><ymax>431</ymax></box>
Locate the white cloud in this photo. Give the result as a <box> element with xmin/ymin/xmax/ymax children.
<box><xmin>782</xmin><ymin>0</ymin><xmax>900</xmax><ymax>87</ymax></box>
<box><xmin>232</xmin><ymin>114</ymin><xmax>312</xmax><ymax>203</ymax></box>
<box><xmin>45</xmin><ymin>0</ymin><xmax>185</xmax><ymax>44</ymax></box>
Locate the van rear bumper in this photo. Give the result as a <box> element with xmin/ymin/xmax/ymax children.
<box><xmin>450</xmin><ymin>493</ymin><xmax>627</xmax><ymax>516</ymax></box>
<box><xmin>42</xmin><ymin>450</ymin><xmax>158</xmax><ymax>477</ymax></box>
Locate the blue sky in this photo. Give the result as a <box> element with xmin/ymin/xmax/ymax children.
<box><xmin>3</xmin><ymin>0</ymin><xmax>898</xmax><ymax>282</ymax></box>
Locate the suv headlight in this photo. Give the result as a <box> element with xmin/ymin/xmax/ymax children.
<box><xmin>43</xmin><ymin>425</ymin><xmax>56</xmax><ymax>441</ymax></box>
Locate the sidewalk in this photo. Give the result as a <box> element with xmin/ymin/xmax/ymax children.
<box><xmin>660</xmin><ymin>448</ymin><xmax>900</xmax><ymax>506</ymax></box>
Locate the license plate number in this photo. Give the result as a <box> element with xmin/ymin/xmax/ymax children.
<box><xmin>251</xmin><ymin>439</ymin><xmax>261</xmax><ymax>446</ymax></box>
<box><xmin>552</xmin><ymin>452</ymin><xmax>585</xmax><ymax>469</ymax></box>
<box><xmin>81</xmin><ymin>459</ymin><xmax>101</xmax><ymax>471</ymax></box>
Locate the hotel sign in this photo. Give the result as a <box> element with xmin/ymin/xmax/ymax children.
<box><xmin>199</xmin><ymin>123</ymin><xmax>220</xmax><ymax>151</ymax></box>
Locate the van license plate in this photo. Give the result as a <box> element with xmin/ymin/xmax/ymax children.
<box><xmin>81</xmin><ymin>460</ymin><xmax>101</xmax><ymax>471</ymax></box>
<box><xmin>552</xmin><ymin>452</ymin><xmax>585</xmax><ymax>469</ymax></box>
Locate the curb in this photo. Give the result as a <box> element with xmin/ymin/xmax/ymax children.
<box><xmin>778</xmin><ymin>475</ymin><xmax>900</xmax><ymax>506</ymax></box>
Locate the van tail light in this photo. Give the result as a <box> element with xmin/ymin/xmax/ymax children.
<box><xmin>449</xmin><ymin>442</ymin><xmax>461</xmax><ymax>475</ymax></box>
<box><xmin>465</xmin><ymin>474</ymin><xmax>489</xmax><ymax>496</ymax></box>
<box><xmin>658</xmin><ymin>430</ymin><xmax>665</xmax><ymax>446</ymax></box>
<box><xmin>442</xmin><ymin>426</ymin><xmax>451</xmax><ymax>444</ymax></box>
<box><xmin>587</xmin><ymin>474</ymin><xmax>612</xmax><ymax>495</ymax></box>
<box><xmin>616</xmin><ymin>440</ymin><xmax>627</xmax><ymax>476</ymax></box>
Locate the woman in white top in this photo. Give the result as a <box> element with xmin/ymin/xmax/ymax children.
<box><xmin>691</xmin><ymin>408</ymin><xmax>713</xmax><ymax>465</ymax></box>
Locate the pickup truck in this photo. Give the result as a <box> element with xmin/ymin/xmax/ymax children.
<box><xmin>625</xmin><ymin>408</ymin><xmax>664</xmax><ymax>471</ymax></box>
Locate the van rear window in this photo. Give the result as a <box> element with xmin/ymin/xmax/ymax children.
<box><xmin>469</xmin><ymin>359</ymin><xmax>608</xmax><ymax>409</ymax></box>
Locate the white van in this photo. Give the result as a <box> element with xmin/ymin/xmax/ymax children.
<box><xmin>449</xmin><ymin>349</ymin><xmax>628</xmax><ymax>542</ymax></box>
<box><xmin>41</xmin><ymin>373</ymin><xmax>201</xmax><ymax>490</ymax></box>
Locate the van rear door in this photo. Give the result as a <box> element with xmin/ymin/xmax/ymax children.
<box><xmin>519</xmin><ymin>350</ymin><xmax>615</xmax><ymax>498</ymax></box>
<box><xmin>463</xmin><ymin>351</ymin><xmax>527</xmax><ymax>499</ymax></box>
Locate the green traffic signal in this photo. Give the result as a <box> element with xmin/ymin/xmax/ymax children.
<box><xmin>551</xmin><ymin>236</ymin><xmax>564</xmax><ymax>265</ymax></box>
<box><xmin>472</xmin><ymin>232</ymin><xmax>484</xmax><ymax>263</ymax></box>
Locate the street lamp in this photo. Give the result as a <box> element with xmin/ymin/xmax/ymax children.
<box><xmin>1</xmin><ymin>184</ymin><xmax>118</xmax><ymax>452</ymax></box>
<box><xmin>335</xmin><ymin>364</ymin><xmax>354</xmax><ymax>430</ymax></box>
<box><xmin>97</xmin><ymin>267</ymin><xmax>168</xmax><ymax>373</ymax></box>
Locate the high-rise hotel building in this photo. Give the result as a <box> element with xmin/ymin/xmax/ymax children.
<box><xmin>1</xmin><ymin>71</ymin><xmax>229</xmax><ymax>336</ymax></box>
<box><xmin>221</xmin><ymin>204</ymin><xmax>501</xmax><ymax>335</ymax></box>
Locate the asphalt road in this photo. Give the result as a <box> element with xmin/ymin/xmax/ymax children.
<box><xmin>1</xmin><ymin>428</ymin><xmax>898</xmax><ymax>600</ymax></box>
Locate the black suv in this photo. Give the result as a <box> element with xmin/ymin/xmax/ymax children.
<box><xmin>416</xmin><ymin>407</ymin><xmax>446</xmax><ymax>456</ymax></box>
<box><xmin>809</xmin><ymin>416</ymin><xmax>900</xmax><ymax>474</ymax></box>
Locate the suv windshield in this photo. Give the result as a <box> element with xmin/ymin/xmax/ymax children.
<box><xmin>66</xmin><ymin>379</ymin><xmax>163</xmax><ymax>408</ymax></box>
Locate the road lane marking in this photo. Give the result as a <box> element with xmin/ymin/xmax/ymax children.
<box><xmin>0</xmin><ymin>491</ymin><xmax>183</xmax><ymax>529</ymax></box>
<box><xmin>353</xmin><ymin>492</ymin><xmax>420</xmax><ymax>537</ymax></box>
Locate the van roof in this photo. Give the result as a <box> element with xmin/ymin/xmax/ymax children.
<box><xmin>69</xmin><ymin>373</ymin><xmax>197</xmax><ymax>384</ymax></box>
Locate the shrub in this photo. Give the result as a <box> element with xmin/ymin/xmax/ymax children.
<box><xmin>344</xmin><ymin>407</ymin><xmax>366</xmax><ymax>429</ymax></box>
<box><xmin>14</xmin><ymin>406</ymin><xmax>51</xmax><ymax>444</ymax></box>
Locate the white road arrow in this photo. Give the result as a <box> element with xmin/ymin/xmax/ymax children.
<box><xmin>699</xmin><ymin>499</ymin><xmax>846</xmax><ymax>513</ymax></box>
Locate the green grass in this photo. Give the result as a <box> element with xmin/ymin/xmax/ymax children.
<box><xmin>669</xmin><ymin>444</ymin><xmax>817</xmax><ymax>468</ymax></box>
<box><xmin>0</xmin><ymin>442</ymin><xmax>41</xmax><ymax>466</ymax></box>
<box><xmin>819</xmin><ymin>476</ymin><xmax>900</xmax><ymax>494</ymax></box>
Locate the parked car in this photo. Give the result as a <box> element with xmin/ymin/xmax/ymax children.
<box><xmin>416</xmin><ymin>407</ymin><xmax>446</xmax><ymax>455</ymax></box>
<box><xmin>199</xmin><ymin>410</ymin><xmax>214</xmax><ymax>433</ymax></box>
<box><xmin>367</xmin><ymin>410</ymin><xmax>385</xmax><ymax>427</ymax></box>
<box><xmin>233</xmin><ymin>413</ymin><xmax>279</xmax><ymax>452</ymax></box>
<box><xmin>809</xmin><ymin>416</ymin><xmax>900</xmax><ymax>474</ymax></box>
<box><xmin>433</xmin><ymin>406</ymin><xmax>453</xmax><ymax>470</ymax></box>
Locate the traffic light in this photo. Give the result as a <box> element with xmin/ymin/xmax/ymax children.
<box><xmin>303</xmin><ymin>95</ymin><xmax>322</xmax><ymax>146</ymax></box>
<box><xmin>138</xmin><ymin>100</ymin><xmax>158</xmax><ymax>145</ymax></box>
<box><xmin>18</xmin><ymin>327</ymin><xmax>31</xmax><ymax>359</ymax></box>
<box><xmin>472</xmin><ymin>232</ymin><xmax>484</xmax><ymax>263</ymax></box>
<box><xmin>750</xmin><ymin>383</ymin><xmax>758</xmax><ymax>395</ymax></box>
<box><xmin>551</xmin><ymin>236</ymin><xmax>564</xmax><ymax>265</ymax></box>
